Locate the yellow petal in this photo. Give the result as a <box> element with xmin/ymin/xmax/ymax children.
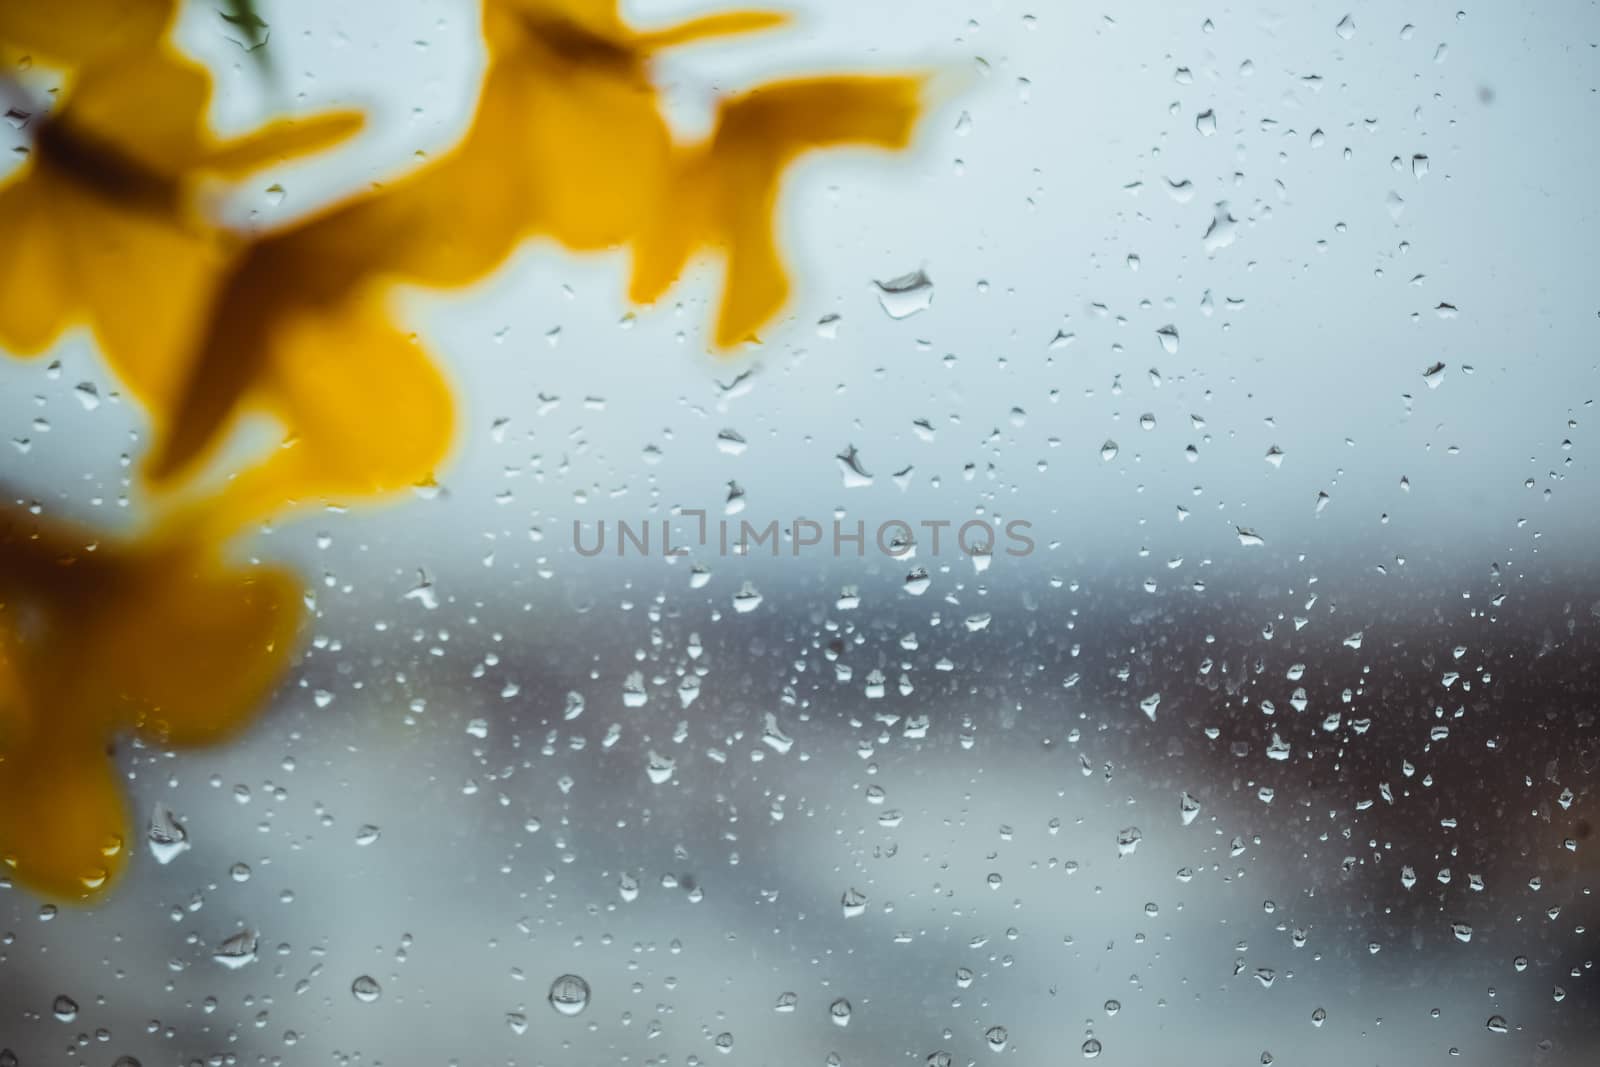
<box><xmin>1</xmin><ymin>503</ymin><xmax>306</xmax><ymax>901</ymax></box>
<box><xmin>68</xmin><ymin>184</ymin><xmax>229</xmax><ymax>413</ymax></box>
<box><xmin>142</xmin><ymin>244</ymin><xmax>284</xmax><ymax>486</ymax></box>
<box><xmin>148</xmin><ymin>264</ymin><xmax>455</xmax><ymax>522</ymax></box>
<box><xmin>714</xmin><ymin>150</ymin><xmax>789</xmax><ymax>347</ymax></box>
<box><xmin>710</xmin><ymin>75</ymin><xmax>924</xmax><ymax>343</ymax></box>
<box><xmin>0</xmin><ymin>730</ymin><xmax>129</xmax><ymax>903</ymax></box>
<box><xmin>60</xmin><ymin>46</ymin><xmax>362</xmax><ymax>185</ymax></box>
<box><xmin>261</xmin><ymin>84</ymin><xmax>531</xmax><ymax>289</ymax></box>
<box><xmin>635</xmin><ymin>9</ymin><xmax>789</xmax><ymax>51</ymax></box>
<box><xmin>633</xmin><ymin>74</ymin><xmax>925</xmax><ymax>346</ymax></box>
<box><xmin>628</xmin><ymin>150</ymin><xmax>711</xmax><ymax>308</ymax></box>
<box><xmin>516</xmin><ymin>51</ymin><xmax>671</xmax><ymax>250</ymax></box>
<box><xmin>61</xmin><ymin>46</ymin><xmax>213</xmax><ymax>176</ymax></box>
<box><xmin>0</xmin><ymin>0</ymin><xmax>172</xmax><ymax>66</ymax></box>
<box><xmin>718</xmin><ymin>74</ymin><xmax>926</xmax><ymax>150</ymax></box>
<box><xmin>203</xmin><ymin>110</ymin><xmax>366</xmax><ymax>179</ymax></box>
<box><xmin>74</xmin><ymin>546</ymin><xmax>304</xmax><ymax>747</ymax></box>
<box><xmin>0</xmin><ymin>623</ymin><xmax>26</xmax><ymax>748</ymax></box>
<box><xmin>0</xmin><ymin>169</ymin><xmax>75</xmax><ymax>354</ymax></box>
<box><xmin>250</xmin><ymin>287</ymin><xmax>455</xmax><ymax>508</ymax></box>
<box><xmin>498</xmin><ymin>0</ymin><xmax>629</xmax><ymax>40</ymax></box>
<box><xmin>147</xmin><ymin>73</ymin><xmax>529</xmax><ymax>490</ymax></box>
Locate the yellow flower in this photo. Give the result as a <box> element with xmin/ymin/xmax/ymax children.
<box><xmin>0</xmin><ymin>0</ymin><xmax>935</xmax><ymax>905</ymax></box>
<box><xmin>500</xmin><ymin>2</ymin><xmax>926</xmax><ymax>345</ymax></box>
<box><xmin>146</xmin><ymin>0</ymin><xmax>925</xmax><ymax>520</ymax></box>
<box><xmin>0</xmin><ymin>40</ymin><xmax>362</xmax><ymax>423</ymax></box>
<box><xmin>0</xmin><ymin>501</ymin><xmax>304</xmax><ymax>901</ymax></box>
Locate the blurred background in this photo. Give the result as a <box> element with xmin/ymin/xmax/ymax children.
<box><xmin>1</xmin><ymin>0</ymin><xmax>1597</xmax><ymax>1064</ymax></box>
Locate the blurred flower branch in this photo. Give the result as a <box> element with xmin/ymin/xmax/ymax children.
<box><xmin>0</xmin><ymin>0</ymin><xmax>929</xmax><ymax>899</ymax></box>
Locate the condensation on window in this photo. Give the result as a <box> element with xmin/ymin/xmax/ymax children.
<box><xmin>0</xmin><ymin>2</ymin><xmax>1595</xmax><ymax>1066</ymax></box>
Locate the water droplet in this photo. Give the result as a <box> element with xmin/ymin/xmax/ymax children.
<box><xmin>1156</xmin><ymin>324</ymin><xmax>1179</xmax><ymax>354</ymax></box>
<box><xmin>147</xmin><ymin>802</ymin><xmax>190</xmax><ymax>864</ymax></box>
<box><xmin>1180</xmin><ymin>791</ymin><xmax>1202</xmax><ymax>825</ymax></box>
<box><xmin>1140</xmin><ymin>693</ymin><xmax>1161</xmax><ymax>721</ymax></box>
<box><xmin>617</xmin><ymin>871</ymin><xmax>641</xmax><ymax>902</ymax></box>
<box><xmin>52</xmin><ymin>994</ymin><xmax>78</xmax><ymax>1022</ymax></box>
<box><xmin>732</xmin><ymin>582</ymin><xmax>763</xmax><ymax>614</ymax></box>
<box><xmin>678</xmin><ymin>675</ymin><xmax>701</xmax><ymax>708</ymax></box>
<box><xmin>985</xmin><ymin>1025</ymin><xmax>1009</xmax><ymax>1050</ymax></box>
<box><xmin>622</xmin><ymin>671</ymin><xmax>648</xmax><ymax>708</ymax></box>
<box><xmin>775</xmin><ymin>991</ymin><xmax>798</xmax><ymax>1013</ymax></box>
<box><xmin>1100</xmin><ymin>440</ymin><xmax>1119</xmax><ymax>461</ymax></box>
<box><xmin>1082</xmin><ymin>1037</ymin><xmax>1103</xmax><ymax>1058</ymax></box>
<box><xmin>355</xmin><ymin>824</ymin><xmax>381</xmax><ymax>846</ymax></box>
<box><xmin>1485</xmin><ymin>1014</ymin><xmax>1508</xmax><ymax>1034</ymax></box>
<box><xmin>351</xmin><ymin>975</ymin><xmax>382</xmax><ymax>1003</ymax></box>
<box><xmin>1116</xmin><ymin>826</ymin><xmax>1143</xmax><ymax>856</ymax></box>
<box><xmin>403</xmin><ymin>569</ymin><xmax>438</xmax><ymax>610</ymax></box>
<box><xmin>1195</xmin><ymin>109</ymin><xmax>1217</xmax><ymax>136</ymax></box>
<box><xmin>1335</xmin><ymin>13</ymin><xmax>1356</xmax><ymax>39</ymax></box>
<box><xmin>830</xmin><ymin>998</ymin><xmax>853</xmax><ymax>1026</ymax></box>
<box><xmin>836</xmin><ymin>444</ymin><xmax>874</xmax><ymax>488</ymax></box>
<box><xmin>874</xmin><ymin>269</ymin><xmax>934</xmax><ymax>319</ymax></box>
<box><xmin>1204</xmin><ymin>201</ymin><xmax>1238</xmax><ymax>252</ymax></box>
<box><xmin>548</xmin><ymin>974</ymin><xmax>591</xmax><ymax>1016</ymax></box>
<box><xmin>1423</xmin><ymin>361</ymin><xmax>1447</xmax><ymax>388</ymax></box>
<box><xmin>645</xmin><ymin>750</ymin><xmax>676</xmax><ymax>785</ymax></box>
<box><xmin>212</xmin><ymin>929</ymin><xmax>259</xmax><ymax>970</ymax></box>
<box><xmin>564</xmin><ymin>691</ymin><xmax>586</xmax><ymax>720</ymax></box>
<box><xmin>841</xmin><ymin>887</ymin><xmax>869</xmax><ymax>917</ymax></box>
<box><xmin>761</xmin><ymin>713</ymin><xmax>795</xmax><ymax>755</ymax></box>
